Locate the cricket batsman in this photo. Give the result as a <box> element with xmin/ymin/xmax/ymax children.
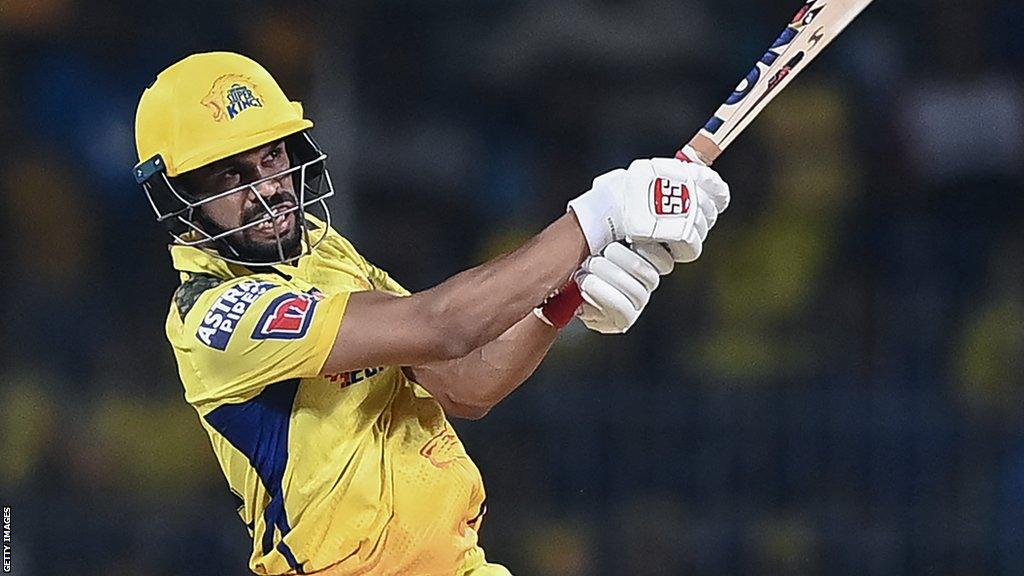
<box><xmin>133</xmin><ymin>52</ymin><xmax>729</xmax><ymax>576</ymax></box>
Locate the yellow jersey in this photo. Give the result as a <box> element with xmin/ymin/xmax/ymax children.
<box><xmin>164</xmin><ymin>219</ymin><xmax>506</xmax><ymax>576</ymax></box>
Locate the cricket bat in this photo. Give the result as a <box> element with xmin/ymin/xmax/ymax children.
<box><xmin>679</xmin><ymin>0</ymin><xmax>875</xmax><ymax>166</ymax></box>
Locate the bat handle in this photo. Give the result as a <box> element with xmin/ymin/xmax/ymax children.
<box><xmin>675</xmin><ymin>147</ymin><xmax>703</xmax><ymax>165</ymax></box>
<box><xmin>677</xmin><ymin>133</ymin><xmax>723</xmax><ymax>167</ymax></box>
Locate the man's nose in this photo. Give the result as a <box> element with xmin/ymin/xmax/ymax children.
<box><xmin>251</xmin><ymin>173</ymin><xmax>284</xmax><ymax>199</ymax></box>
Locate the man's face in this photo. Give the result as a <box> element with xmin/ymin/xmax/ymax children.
<box><xmin>182</xmin><ymin>140</ymin><xmax>303</xmax><ymax>263</ymax></box>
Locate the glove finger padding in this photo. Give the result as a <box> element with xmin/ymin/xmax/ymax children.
<box><xmin>665</xmin><ymin>226</ymin><xmax>703</xmax><ymax>263</ymax></box>
<box><xmin>697</xmin><ymin>188</ymin><xmax>719</xmax><ymax>230</ymax></box>
<box><xmin>577</xmin><ymin>274</ymin><xmax>638</xmax><ymax>333</ymax></box>
<box><xmin>577</xmin><ymin>300</ymin><xmax>603</xmax><ymax>324</ymax></box>
<box><xmin>578</xmin><ymin>301</ymin><xmax>623</xmax><ymax>335</ymax></box>
<box><xmin>693</xmin><ymin>209</ymin><xmax>709</xmax><ymax>243</ymax></box>
<box><xmin>583</xmin><ymin>255</ymin><xmax>650</xmax><ymax>311</ymax></box>
<box><xmin>629</xmin><ymin>241</ymin><xmax>675</xmax><ymax>276</ymax></box>
<box><xmin>676</xmin><ymin>151</ymin><xmax>727</xmax><ymax>226</ymax></box>
<box><xmin>694</xmin><ymin>165</ymin><xmax>730</xmax><ymax>214</ymax></box>
<box><xmin>602</xmin><ymin>242</ymin><xmax>661</xmax><ymax>292</ymax></box>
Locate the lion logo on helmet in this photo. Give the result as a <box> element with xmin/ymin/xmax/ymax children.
<box><xmin>201</xmin><ymin>74</ymin><xmax>264</xmax><ymax>122</ymax></box>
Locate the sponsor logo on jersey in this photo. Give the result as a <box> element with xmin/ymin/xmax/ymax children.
<box><xmin>252</xmin><ymin>292</ymin><xmax>319</xmax><ymax>341</ymax></box>
<box><xmin>324</xmin><ymin>366</ymin><xmax>386</xmax><ymax>388</ymax></box>
<box><xmin>197</xmin><ymin>280</ymin><xmax>276</xmax><ymax>350</ymax></box>
<box><xmin>201</xmin><ymin>74</ymin><xmax>263</xmax><ymax>122</ymax></box>
<box><xmin>650</xmin><ymin>177</ymin><xmax>691</xmax><ymax>216</ymax></box>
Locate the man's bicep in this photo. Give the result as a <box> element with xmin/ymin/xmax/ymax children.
<box><xmin>323</xmin><ymin>290</ymin><xmax>450</xmax><ymax>375</ymax></box>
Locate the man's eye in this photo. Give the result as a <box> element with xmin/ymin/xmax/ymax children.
<box><xmin>222</xmin><ymin>170</ymin><xmax>240</xmax><ymax>183</ymax></box>
<box><xmin>269</xmin><ymin>148</ymin><xmax>282</xmax><ymax>159</ymax></box>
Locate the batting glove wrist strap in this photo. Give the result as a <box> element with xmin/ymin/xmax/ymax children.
<box><xmin>568</xmin><ymin>169</ymin><xmax>623</xmax><ymax>255</ymax></box>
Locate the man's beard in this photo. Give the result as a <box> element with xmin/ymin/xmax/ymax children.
<box><xmin>195</xmin><ymin>192</ymin><xmax>304</xmax><ymax>264</ymax></box>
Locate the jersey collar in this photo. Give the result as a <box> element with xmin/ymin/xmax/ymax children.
<box><xmin>170</xmin><ymin>245</ymin><xmax>251</xmax><ymax>278</ymax></box>
<box><xmin>169</xmin><ymin>214</ymin><xmax>331</xmax><ymax>278</ymax></box>
<box><xmin>169</xmin><ymin>244</ymin><xmax>311</xmax><ymax>281</ymax></box>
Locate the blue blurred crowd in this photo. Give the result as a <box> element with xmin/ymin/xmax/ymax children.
<box><xmin>1</xmin><ymin>0</ymin><xmax>1023</xmax><ymax>574</ymax></box>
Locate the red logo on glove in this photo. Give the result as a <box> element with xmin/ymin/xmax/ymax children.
<box><xmin>651</xmin><ymin>178</ymin><xmax>691</xmax><ymax>216</ymax></box>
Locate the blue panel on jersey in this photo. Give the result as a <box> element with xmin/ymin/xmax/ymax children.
<box><xmin>205</xmin><ymin>379</ymin><xmax>305</xmax><ymax>573</ymax></box>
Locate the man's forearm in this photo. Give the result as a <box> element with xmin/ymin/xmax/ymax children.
<box><xmin>405</xmin><ymin>312</ymin><xmax>559</xmax><ymax>419</ymax></box>
<box><xmin>325</xmin><ymin>158</ymin><xmax>730</xmax><ymax>375</ymax></box>
<box><xmin>325</xmin><ymin>212</ymin><xmax>587</xmax><ymax>373</ymax></box>
<box><xmin>411</xmin><ymin>212</ymin><xmax>588</xmax><ymax>356</ymax></box>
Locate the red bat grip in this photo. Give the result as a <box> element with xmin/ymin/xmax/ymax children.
<box><xmin>537</xmin><ymin>278</ymin><xmax>584</xmax><ymax>328</ymax></box>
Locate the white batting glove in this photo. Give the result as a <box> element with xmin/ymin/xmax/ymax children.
<box><xmin>568</xmin><ymin>158</ymin><xmax>730</xmax><ymax>260</ymax></box>
<box><xmin>576</xmin><ymin>242</ymin><xmax>674</xmax><ymax>334</ymax></box>
<box><xmin>664</xmin><ymin>145</ymin><xmax>729</xmax><ymax>262</ymax></box>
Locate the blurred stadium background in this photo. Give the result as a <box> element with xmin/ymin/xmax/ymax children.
<box><xmin>1</xmin><ymin>0</ymin><xmax>1023</xmax><ymax>574</ymax></box>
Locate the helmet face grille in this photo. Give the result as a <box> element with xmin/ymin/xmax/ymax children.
<box><xmin>141</xmin><ymin>132</ymin><xmax>335</xmax><ymax>266</ymax></box>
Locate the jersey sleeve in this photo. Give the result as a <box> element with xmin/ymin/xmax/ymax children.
<box><xmin>364</xmin><ymin>259</ymin><xmax>411</xmax><ymax>297</ymax></box>
<box><xmin>327</xmin><ymin>227</ymin><xmax>410</xmax><ymax>297</ymax></box>
<box><xmin>178</xmin><ymin>278</ymin><xmax>350</xmax><ymax>405</ymax></box>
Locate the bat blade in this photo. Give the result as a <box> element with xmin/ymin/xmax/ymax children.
<box><xmin>682</xmin><ymin>0</ymin><xmax>874</xmax><ymax>165</ymax></box>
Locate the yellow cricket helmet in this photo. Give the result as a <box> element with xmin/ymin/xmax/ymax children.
<box><xmin>133</xmin><ymin>51</ymin><xmax>334</xmax><ymax>266</ymax></box>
